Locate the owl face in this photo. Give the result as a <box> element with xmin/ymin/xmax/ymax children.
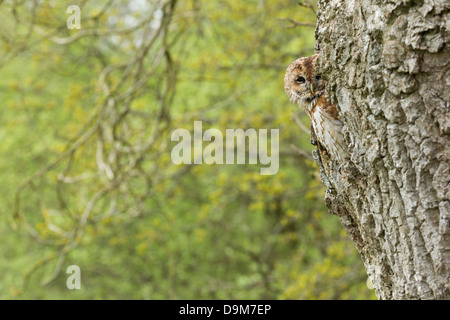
<box><xmin>284</xmin><ymin>54</ymin><xmax>325</xmax><ymax>111</ymax></box>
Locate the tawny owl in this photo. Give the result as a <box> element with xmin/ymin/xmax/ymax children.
<box><xmin>284</xmin><ymin>54</ymin><xmax>348</xmax><ymax>163</ymax></box>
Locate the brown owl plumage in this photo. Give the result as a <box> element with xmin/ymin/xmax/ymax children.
<box><xmin>284</xmin><ymin>54</ymin><xmax>349</xmax><ymax>163</ymax></box>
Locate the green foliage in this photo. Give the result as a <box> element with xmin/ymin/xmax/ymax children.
<box><xmin>0</xmin><ymin>0</ymin><xmax>375</xmax><ymax>300</ymax></box>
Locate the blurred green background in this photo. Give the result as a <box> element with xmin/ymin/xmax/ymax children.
<box><xmin>0</xmin><ymin>0</ymin><xmax>375</xmax><ymax>299</ymax></box>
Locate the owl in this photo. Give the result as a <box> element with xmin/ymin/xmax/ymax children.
<box><xmin>284</xmin><ymin>54</ymin><xmax>348</xmax><ymax>164</ymax></box>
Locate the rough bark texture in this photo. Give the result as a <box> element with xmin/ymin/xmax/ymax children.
<box><xmin>314</xmin><ymin>0</ymin><xmax>449</xmax><ymax>299</ymax></box>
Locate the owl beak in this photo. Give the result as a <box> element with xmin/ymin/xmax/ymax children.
<box><xmin>310</xmin><ymin>84</ymin><xmax>315</xmax><ymax>95</ymax></box>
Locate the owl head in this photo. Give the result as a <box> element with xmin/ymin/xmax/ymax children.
<box><xmin>284</xmin><ymin>54</ymin><xmax>325</xmax><ymax>111</ymax></box>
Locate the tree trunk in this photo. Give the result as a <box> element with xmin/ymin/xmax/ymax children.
<box><xmin>314</xmin><ymin>0</ymin><xmax>449</xmax><ymax>299</ymax></box>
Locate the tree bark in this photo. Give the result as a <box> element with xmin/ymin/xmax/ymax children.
<box><xmin>314</xmin><ymin>0</ymin><xmax>449</xmax><ymax>299</ymax></box>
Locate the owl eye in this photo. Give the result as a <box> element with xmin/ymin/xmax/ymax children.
<box><xmin>315</xmin><ymin>75</ymin><xmax>321</xmax><ymax>81</ymax></box>
<box><xmin>296</xmin><ymin>76</ymin><xmax>306</xmax><ymax>84</ymax></box>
